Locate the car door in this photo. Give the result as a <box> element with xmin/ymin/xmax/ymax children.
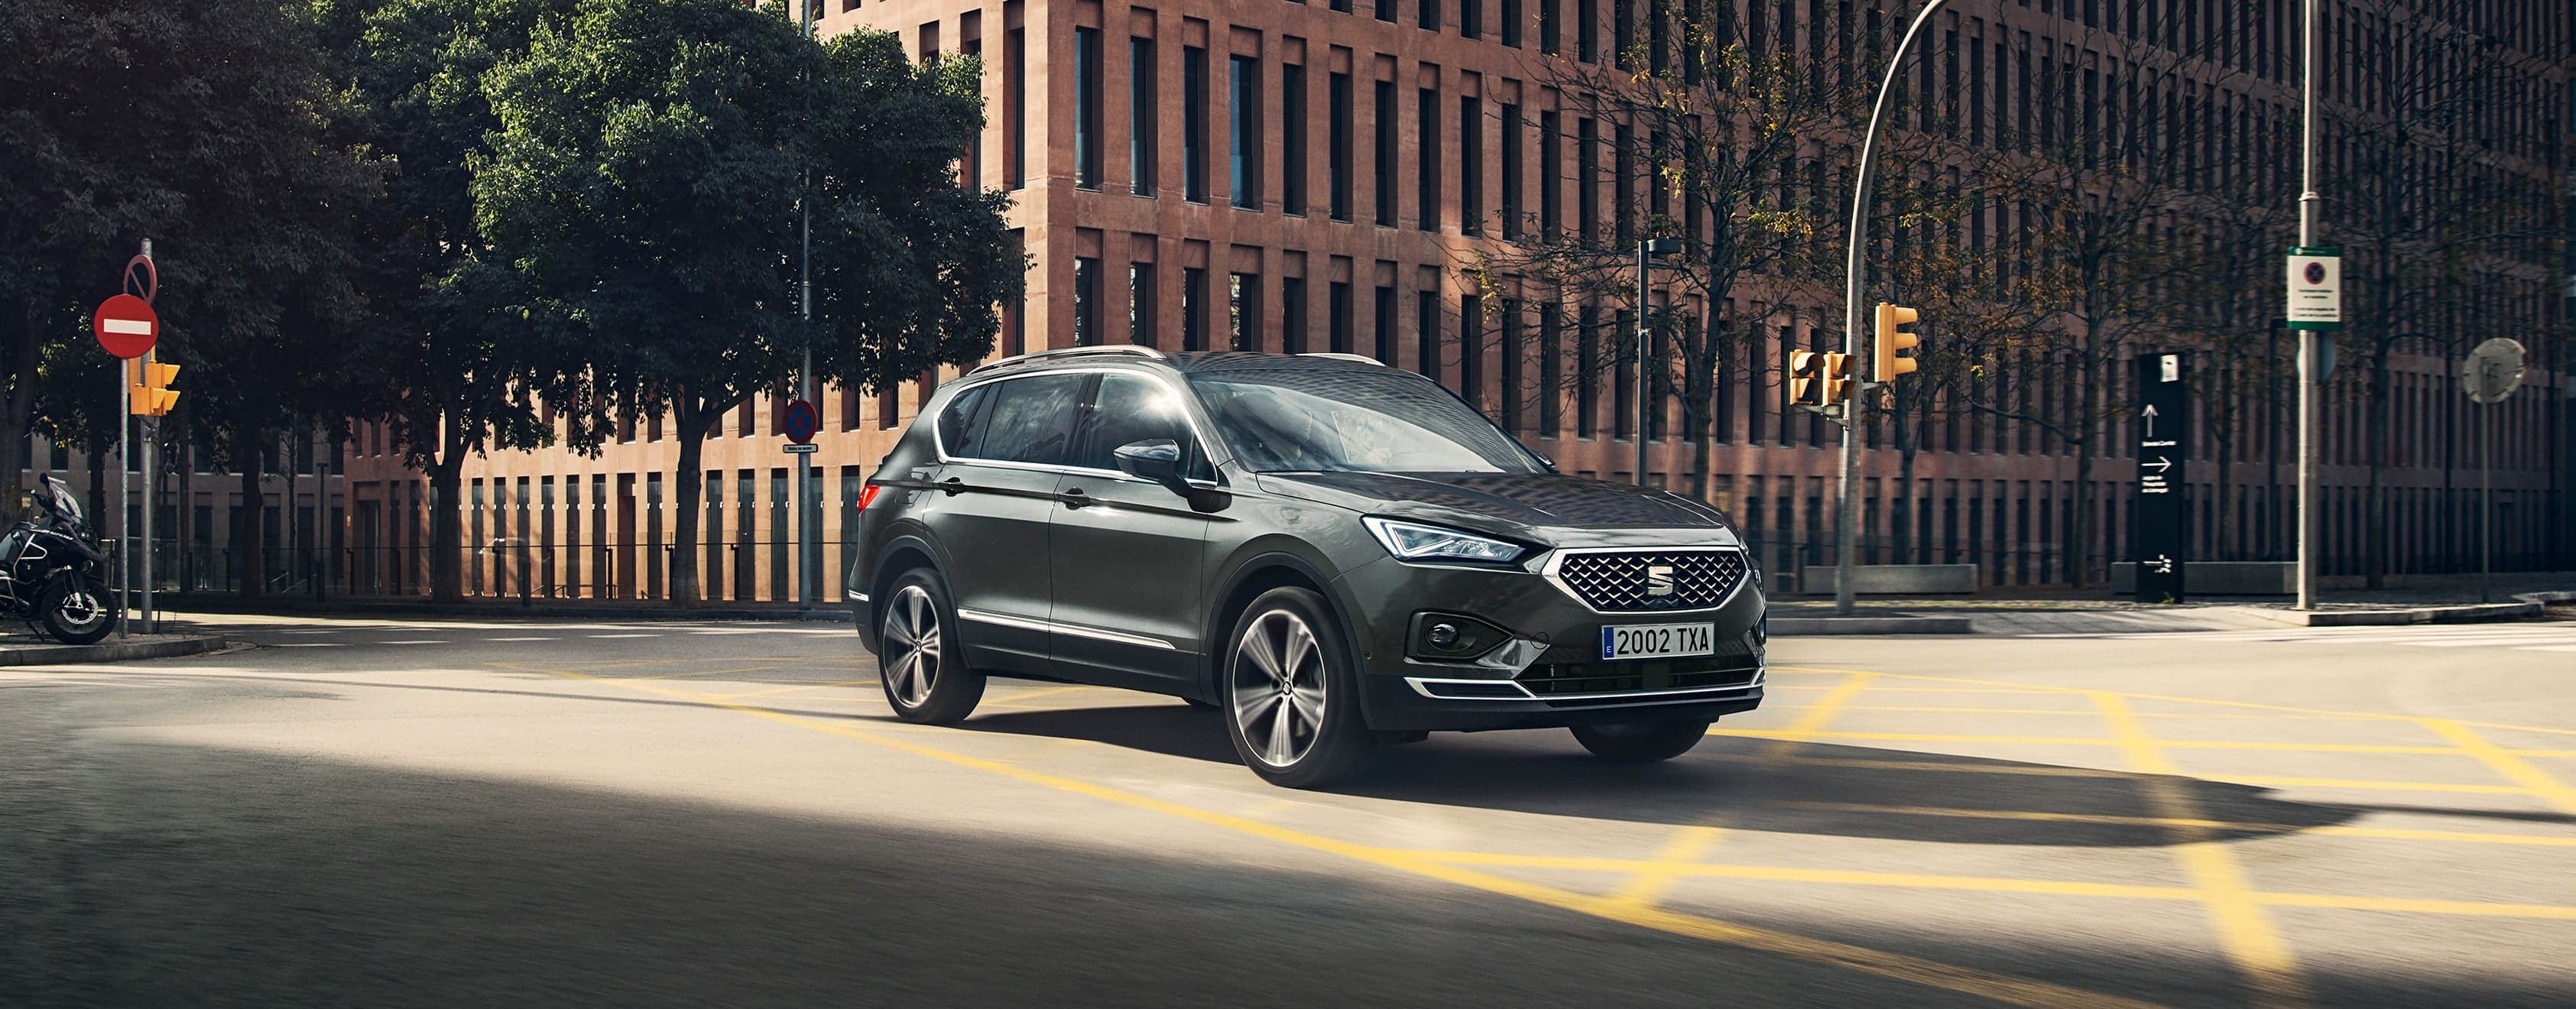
<box><xmin>930</xmin><ymin>372</ymin><xmax>1086</xmax><ymax>679</ymax></box>
<box><xmin>1046</xmin><ymin>371</ymin><xmax>1218</xmax><ymax>688</ymax></box>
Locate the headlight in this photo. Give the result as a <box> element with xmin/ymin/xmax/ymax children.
<box><xmin>1363</xmin><ymin>517</ymin><xmax>1527</xmax><ymax>565</ymax></box>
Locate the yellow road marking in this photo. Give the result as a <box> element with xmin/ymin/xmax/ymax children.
<box><xmin>707</xmin><ymin>680</ymin><xmax>874</xmax><ymax>700</ymax></box>
<box><xmin>1784</xmin><ymin>668</ymin><xmax>2576</xmax><ymax>740</ymax></box>
<box><xmin>1757</xmin><ymin>755</ymin><xmax>2533</xmax><ymax>798</ymax></box>
<box><xmin>995</xmin><ymin>683</ymin><xmax>1117</xmax><ymax>705</ymax></box>
<box><xmin>1714</xmin><ymin>728</ymin><xmax>2471</xmax><ymax>756</ymax></box>
<box><xmin>2420</xmin><ymin>719</ymin><xmax>2576</xmax><ymax>815</ymax></box>
<box><xmin>508</xmin><ymin>663</ymin><xmax>2155</xmax><ymax>1009</ymax></box>
<box><xmin>1608</xmin><ymin>826</ymin><xmax>1731</xmax><ymax>907</ymax></box>
<box><xmin>2094</xmin><ymin>692</ymin><xmax>2310</xmax><ymax>1009</ymax></box>
<box><xmin>1773</xmin><ymin>801</ymin><xmax>2576</xmax><ymax>848</ymax></box>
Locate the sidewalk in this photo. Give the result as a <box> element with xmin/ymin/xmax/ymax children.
<box><xmin>146</xmin><ymin>592</ymin><xmax>852</xmax><ymax>625</ymax></box>
<box><xmin>1767</xmin><ymin>569</ymin><xmax>2575</xmax><ymax>635</ymax></box>
<box><xmin>0</xmin><ymin>631</ymin><xmax>233</xmax><ymax>665</ymax></box>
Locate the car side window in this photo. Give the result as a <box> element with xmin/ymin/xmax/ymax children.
<box><xmin>974</xmin><ymin>373</ymin><xmax>1088</xmax><ymax>466</ymax></box>
<box><xmin>936</xmin><ymin>384</ymin><xmax>994</xmax><ymax>458</ymax></box>
<box><xmin>1075</xmin><ymin>374</ymin><xmax>1208</xmax><ymax>478</ymax></box>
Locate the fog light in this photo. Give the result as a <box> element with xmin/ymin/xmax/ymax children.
<box><xmin>1428</xmin><ymin>623</ymin><xmax>1461</xmax><ymax>648</ymax></box>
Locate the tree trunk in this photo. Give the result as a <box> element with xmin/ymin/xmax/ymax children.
<box><xmin>235</xmin><ymin>427</ymin><xmax>267</xmax><ymax>598</ymax></box>
<box><xmin>666</xmin><ymin>401</ymin><xmax>719</xmax><ymax>608</ymax></box>
<box><xmin>2068</xmin><ymin>324</ymin><xmax>2104</xmax><ymax>590</ymax></box>
<box><xmin>427</xmin><ymin>451</ymin><xmax>465</xmax><ymax>604</ymax></box>
<box><xmin>87</xmin><ymin>434</ymin><xmax>106</xmax><ymax>547</ymax></box>
<box><xmin>0</xmin><ymin>303</ymin><xmax>37</xmax><ymax>517</ymax></box>
<box><xmin>2363</xmin><ymin>342</ymin><xmax>2392</xmax><ymax>589</ymax></box>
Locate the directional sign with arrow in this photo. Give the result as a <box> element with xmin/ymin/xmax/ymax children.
<box><xmin>2132</xmin><ymin>353</ymin><xmax>2189</xmax><ymax>602</ymax></box>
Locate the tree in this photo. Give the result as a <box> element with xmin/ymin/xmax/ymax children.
<box><xmin>309</xmin><ymin>0</ymin><xmax>588</xmax><ymax>602</ymax></box>
<box><xmin>476</xmin><ymin>0</ymin><xmax>1018</xmax><ymax>606</ymax></box>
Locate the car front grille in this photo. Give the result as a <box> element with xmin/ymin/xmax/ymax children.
<box><xmin>1551</xmin><ymin>549</ymin><xmax>1750</xmax><ymax>612</ymax></box>
<box><xmin>1514</xmin><ymin>652</ymin><xmax>1761</xmax><ymax>698</ymax></box>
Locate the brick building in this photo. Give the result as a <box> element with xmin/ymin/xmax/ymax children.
<box><xmin>311</xmin><ymin>0</ymin><xmax>2570</xmax><ymax>602</ymax></box>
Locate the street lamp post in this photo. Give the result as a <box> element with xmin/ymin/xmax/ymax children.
<box><xmin>2294</xmin><ymin>0</ymin><xmax>2323</xmax><ymax>610</ymax></box>
<box><xmin>1835</xmin><ymin>0</ymin><xmax>1949</xmax><ymax>616</ymax></box>
<box><xmin>1634</xmin><ymin>238</ymin><xmax>1680</xmax><ymax>487</ymax></box>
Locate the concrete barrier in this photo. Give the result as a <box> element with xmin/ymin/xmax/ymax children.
<box><xmin>1808</xmin><ymin>564</ymin><xmax>1980</xmax><ymax>595</ymax></box>
<box><xmin>2110</xmin><ymin>561</ymin><xmax>2295</xmax><ymax>595</ymax></box>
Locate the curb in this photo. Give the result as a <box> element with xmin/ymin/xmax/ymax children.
<box><xmin>0</xmin><ymin>634</ymin><xmax>232</xmax><ymax>667</ymax></box>
<box><xmin>150</xmin><ymin>596</ymin><xmax>855</xmax><ymax>624</ymax></box>
<box><xmin>2232</xmin><ymin>599</ymin><xmax>2551</xmax><ymax>628</ymax></box>
<box><xmin>1769</xmin><ymin>615</ymin><xmax>1976</xmax><ymax>636</ymax></box>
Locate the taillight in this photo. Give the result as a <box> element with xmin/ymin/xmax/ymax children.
<box><xmin>856</xmin><ymin>483</ymin><xmax>884</xmax><ymax>511</ymax></box>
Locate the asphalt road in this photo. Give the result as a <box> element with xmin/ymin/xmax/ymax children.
<box><xmin>5</xmin><ymin>612</ymin><xmax>2574</xmax><ymax>1008</ymax></box>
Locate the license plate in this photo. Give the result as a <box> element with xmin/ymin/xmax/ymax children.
<box><xmin>1600</xmin><ymin>622</ymin><xmax>1716</xmax><ymax>661</ymax></box>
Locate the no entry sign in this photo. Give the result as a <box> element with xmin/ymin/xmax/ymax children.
<box><xmin>93</xmin><ymin>294</ymin><xmax>159</xmax><ymax>359</ymax></box>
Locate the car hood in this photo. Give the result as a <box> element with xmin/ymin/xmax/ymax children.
<box><xmin>1253</xmin><ymin>471</ymin><xmax>1737</xmax><ymax>537</ymax></box>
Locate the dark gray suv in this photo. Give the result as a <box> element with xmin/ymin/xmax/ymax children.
<box><xmin>849</xmin><ymin>347</ymin><xmax>1765</xmax><ymax>787</ymax></box>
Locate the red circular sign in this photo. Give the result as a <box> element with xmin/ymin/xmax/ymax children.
<box><xmin>93</xmin><ymin>294</ymin><xmax>158</xmax><ymax>359</ymax></box>
<box><xmin>782</xmin><ymin>399</ymin><xmax>819</xmax><ymax>444</ymax></box>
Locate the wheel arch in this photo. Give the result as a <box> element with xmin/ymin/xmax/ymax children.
<box><xmin>1202</xmin><ymin>550</ymin><xmax>1364</xmax><ymax>703</ymax></box>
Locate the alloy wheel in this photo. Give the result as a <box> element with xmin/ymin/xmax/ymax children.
<box><xmin>881</xmin><ymin>585</ymin><xmax>941</xmax><ymax>708</ymax></box>
<box><xmin>1231</xmin><ymin>610</ymin><xmax>1328</xmax><ymax>767</ymax></box>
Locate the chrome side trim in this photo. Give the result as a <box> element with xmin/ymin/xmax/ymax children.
<box><xmin>1537</xmin><ymin>544</ymin><xmax>1753</xmax><ymax>616</ymax></box>
<box><xmin>1297</xmin><ymin>352</ymin><xmax>1387</xmax><ymax>366</ymax></box>
<box><xmin>955</xmin><ymin>608</ymin><xmax>1181</xmax><ymax>651</ymax></box>
<box><xmin>1404</xmin><ymin>671</ymin><xmax>1765</xmax><ymax>704</ymax></box>
<box><xmin>968</xmin><ymin>345</ymin><xmax>1166</xmax><ymax>375</ymax></box>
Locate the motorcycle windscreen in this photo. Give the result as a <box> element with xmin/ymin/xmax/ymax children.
<box><xmin>44</xmin><ymin>477</ymin><xmax>79</xmax><ymax>524</ymax></box>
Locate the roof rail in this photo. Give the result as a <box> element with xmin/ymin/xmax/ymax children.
<box><xmin>1297</xmin><ymin>352</ymin><xmax>1386</xmax><ymax>366</ymax></box>
<box><xmin>968</xmin><ymin>345</ymin><xmax>1167</xmax><ymax>375</ymax></box>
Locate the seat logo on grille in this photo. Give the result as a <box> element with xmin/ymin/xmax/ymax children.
<box><xmin>1644</xmin><ymin>564</ymin><xmax>1676</xmax><ymax>597</ymax></box>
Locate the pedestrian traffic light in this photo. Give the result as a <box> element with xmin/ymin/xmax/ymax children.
<box><xmin>1875</xmin><ymin>303</ymin><xmax>1922</xmax><ymax>382</ymax></box>
<box><xmin>1821</xmin><ymin>352</ymin><xmax>1854</xmax><ymax>404</ymax></box>
<box><xmin>1786</xmin><ymin>350</ymin><xmax>1823</xmax><ymax>405</ymax></box>
<box><xmin>128</xmin><ymin>356</ymin><xmax>180</xmax><ymax>417</ymax></box>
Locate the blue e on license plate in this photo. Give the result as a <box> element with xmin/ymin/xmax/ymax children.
<box><xmin>1599</xmin><ymin>622</ymin><xmax>1716</xmax><ymax>661</ymax></box>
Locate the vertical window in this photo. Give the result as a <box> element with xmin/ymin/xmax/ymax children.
<box><xmin>1229</xmin><ymin>55</ymin><xmax>1261</xmax><ymax>209</ymax></box>
<box><xmin>1647</xmin><ymin>129</ymin><xmax>1666</xmax><ymax>219</ymax></box>
<box><xmin>1462</xmin><ymin>0</ymin><xmax>1481</xmax><ymax>39</ymax></box>
<box><xmin>1613</xmin><ymin>122</ymin><xmax>1633</xmax><ymax>244</ymax></box>
<box><xmin>1420</xmin><ymin>0</ymin><xmax>1439</xmax><ymax>31</ymax></box>
<box><xmin>1460</xmin><ymin>293</ymin><xmax>1483</xmax><ymax>407</ymax></box>
<box><xmin>1576</xmin><ymin>306</ymin><xmax>1598</xmax><ymax>437</ymax></box>
<box><xmin>1460</xmin><ymin>96</ymin><xmax>1482</xmax><ymax>235</ymax></box>
<box><xmin>1578</xmin><ymin>0</ymin><xmax>1597</xmax><ymax>62</ymax></box>
<box><xmin>1004</xmin><ymin>28</ymin><xmax>1026</xmax><ymax>188</ymax></box>
<box><xmin>1539</xmin><ymin>0</ymin><xmax>1558</xmax><ymax>54</ymax></box>
<box><xmin>1538</xmin><ymin>306</ymin><xmax>1561</xmax><ymax>436</ymax></box>
<box><xmin>1577</xmin><ymin>117</ymin><xmax>1598</xmax><ymax>242</ymax></box>
<box><xmin>1647</xmin><ymin>0</ymin><xmax>1665</xmax><ymax>73</ymax></box>
<box><xmin>1282</xmin><ymin>63</ymin><xmax>1307</xmax><ymax>216</ymax></box>
<box><xmin>1374</xmin><ymin>81</ymin><xmax>1397</xmax><ymax>225</ymax></box>
<box><xmin>1130</xmin><ymin>37</ymin><xmax>1157</xmax><ymax>196</ymax></box>
<box><xmin>1377</xmin><ymin>0</ymin><xmax>1397</xmax><ymax>21</ymax></box>
<box><xmin>1374</xmin><ymin>284</ymin><xmax>1397</xmax><ymax>363</ymax></box>
<box><xmin>1073</xmin><ymin>257</ymin><xmax>1101</xmax><ymax>345</ymax></box>
<box><xmin>1498</xmin><ymin>299</ymin><xmax>1520</xmax><ymax>428</ymax></box>
<box><xmin>1183</xmin><ymin>46</ymin><xmax>1209</xmax><ymax>203</ymax></box>
<box><xmin>1228</xmin><ymin>273</ymin><xmax>1263</xmax><ymax>350</ymax></box>
<box><xmin>1281</xmin><ymin>277</ymin><xmax>1309</xmax><ymax>354</ymax></box>
<box><xmin>1332</xmin><ymin>0</ymin><xmax>1351</xmax><ymax>11</ymax></box>
<box><xmin>1074</xmin><ymin>28</ymin><xmax>1102</xmax><ymax>190</ymax></box>
<box><xmin>1182</xmin><ymin>268</ymin><xmax>1209</xmax><ymax>350</ymax></box>
<box><xmin>1416</xmin><ymin>290</ymin><xmax>1441</xmax><ymax>381</ymax></box>
<box><xmin>1128</xmin><ymin>263</ymin><xmax>1157</xmax><ymax>346</ymax></box>
<box><xmin>1503</xmin><ymin>0</ymin><xmax>1520</xmax><ymax>47</ymax></box>
<box><xmin>1613</xmin><ymin>0</ymin><xmax>1633</xmax><ymax>69</ymax></box>
<box><xmin>1502</xmin><ymin>106</ymin><xmax>1532</xmax><ymax>244</ymax></box>
<box><xmin>1329</xmin><ymin>73</ymin><xmax>1353</xmax><ymax>221</ymax></box>
<box><xmin>1613</xmin><ymin>309</ymin><xmax>1634</xmax><ymax>439</ymax></box>
<box><xmin>1329</xmin><ymin>281</ymin><xmax>1354</xmax><ymax>353</ymax></box>
<box><xmin>1539</xmin><ymin>110</ymin><xmax>1559</xmax><ymax>237</ymax></box>
<box><xmin>1417</xmin><ymin>87</ymin><xmax>1439</xmax><ymax>232</ymax></box>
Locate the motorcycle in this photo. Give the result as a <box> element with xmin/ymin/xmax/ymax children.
<box><xmin>0</xmin><ymin>476</ymin><xmax>120</xmax><ymax>644</ymax></box>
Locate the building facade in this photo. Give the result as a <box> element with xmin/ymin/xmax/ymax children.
<box><xmin>309</xmin><ymin>0</ymin><xmax>2573</xmax><ymax>602</ymax></box>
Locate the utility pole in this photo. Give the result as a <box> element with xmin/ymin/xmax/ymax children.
<box><xmin>796</xmin><ymin>0</ymin><xmax>822</xmax><ymax>605</ymax></box>
<box><xmin>2294</xmin><ymin>0</ymin><xmax>2321</xmax><ymax>610</ymax></box>
<box><xmin>1835</xmin><ymin>0</ymin><xmax>1948</xmax><ymax>617</ymax></box>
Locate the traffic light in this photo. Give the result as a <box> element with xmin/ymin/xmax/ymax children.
<box><xmin>1874</xmin><ymin>303</ymin><xmax>1922</xmax><ymax>382</ymax></box>
<box><xmin>128</xmin><ymin>355</ymin><xmax>180</xmax><ymax>417</ymax></box>
<box><xmin>1786</xmin><ymin>350</ymin><xmax>1823</xmax><ymax>405</ymax></box>
<box><xmin>1821</xmin><ymin>352</ymin><xmax>1854</xmax><ymax>404</ymax></box>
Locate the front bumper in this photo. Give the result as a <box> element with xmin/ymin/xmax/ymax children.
<box><xmin>1332</xmin><ymin>548</ymin><xmax>1767</xmax><ymax>733</ymax></box>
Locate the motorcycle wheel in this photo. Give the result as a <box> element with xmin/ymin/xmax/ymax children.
<box><xmin>37</xmin><ymin>579</ymin><xmax>116</xmax><ymax>645</ymax></box>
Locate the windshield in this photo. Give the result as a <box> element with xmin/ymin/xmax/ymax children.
<box><xmin>44</xmin><ymin>477</ymin><xmax>80</xmax><ymax>523</ymax></box>
<box><xmin>1188</xmin><ymin>367</ymin><xmax>1546</xmax><ymax>474</ymax></box>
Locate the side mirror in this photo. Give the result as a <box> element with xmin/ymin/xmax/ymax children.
<box><xmin>1112</xmin><ymin>439</ymin><xmax>1186</xmax><ymax>493</ymax></box>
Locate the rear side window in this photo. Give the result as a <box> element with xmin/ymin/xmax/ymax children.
<box><xmin>972</xmin><ymin>373</ymin><xmax>1088</xmax><ymax>466</ymax></box>
<box><xmin>936</xmin><ymin>384</ymin><xmax>995</xmax><ymax>456</ymax></box>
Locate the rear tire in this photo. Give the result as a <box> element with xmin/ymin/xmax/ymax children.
<box><xmin>37</xmin><ymin>579</ymin><xmax>115</xmax><ymax>646</ymax></box>
<box><xmin>1221</xmin><ymin>587</ymin><xmax>1376</xmax><ymax>789</ymax></box>
<box><xmin>1569</xmin><ymin>719</ymin><xmax>1711</xmax><ymax>762</ymax></box>
<box><xmin>876</xmin><ymin>569</ymin><xmax>984</xmax><ymax>725</ymax></box>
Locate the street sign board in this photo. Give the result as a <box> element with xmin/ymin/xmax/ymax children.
<box><xmin>92</xmin><ymin>294</ymin><xmax>158</xmax><ymax>359</ymax></box>
<box><xmin>2462</xmin><ymin>338</ymin><xmax>2527</xmax><ymax>405</ymax></box>
<box><xmin>782</xmin><ymin>398</ymin><xmax>819</xmax><ymax>444</ymax></box>
<box><xmin>2286</xmin><ymin>246</ymin><xmax>2341</xmax><ymax>330</ymax></box>
<box><xmin>2133</xmin><ymin>352</ymin><xmax>2189</xmax><ymax>603</ymax></box>
<box><xmin>782</xmin><ymin>443</ymin><xmax>819</xmax><ymax>454</ymax></box>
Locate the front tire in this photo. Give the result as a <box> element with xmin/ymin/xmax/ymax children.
<box><xmin>1569</xmin><ymin>719</ymin><xmax>1711</xmax><ymax>762</ymax></box>
<box><xmin>1221</xmin><ymin>587</ymin><xmax>1375</xmax><ymax>789</ymax></box>
<box><xmin>876</xmin><ymin>569</ymin><xmax>984</xmax><ymax>725</ymax></box>
<box><xmin>37</xmin><ymin>578</ymin><xmax>115</xmax><ymax>646</ymax></box>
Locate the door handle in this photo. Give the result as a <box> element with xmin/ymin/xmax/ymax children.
<box><xmin>1061</xmin><ymin>488</ymin><xmax>1090</xmax><ymax>509</ymax></box>
<box><xmin>939</xmin><ymin>477</ymin><xmax>965</xmax><ymax>496</ymax></box>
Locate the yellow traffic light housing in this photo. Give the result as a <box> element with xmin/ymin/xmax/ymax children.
<box><xmin>128</xmin><ymin>356</ymin><xmax>180</xmax><ymax>417</ymax></box>
<box><xmin>1874</xmin><ymin>303</ymin><xmax>1922</xmax><ymax>382</ymax></box>
<box><xmin>1787</xmin><ymin>350</ymin><xmax>1822</xmax><ymax>405</ymax></box>
<box><xmin>1821</xmin><ymin>352</ymin><xmax>1854</xmax><ymax>404</ymax></box>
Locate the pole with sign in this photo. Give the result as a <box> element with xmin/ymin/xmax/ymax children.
<box><xmin>92</xmin><ymin>242</ymin><xmax>162</xmax><ymax>636</ymax></box>
<box><xmin>2285</xmin><ymin>245</ymin><xmax>2338</xmax><ymax>612</ymax></box>
<box><xmin>2133</xmin><ymin>353</ymin><xmax>2190</xmax><ymax>603</ymax></box>
<box><xmin>2461</xmin><ymin>339</ymin><xmax>2526</xmax><ymax>604</ymax></box>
